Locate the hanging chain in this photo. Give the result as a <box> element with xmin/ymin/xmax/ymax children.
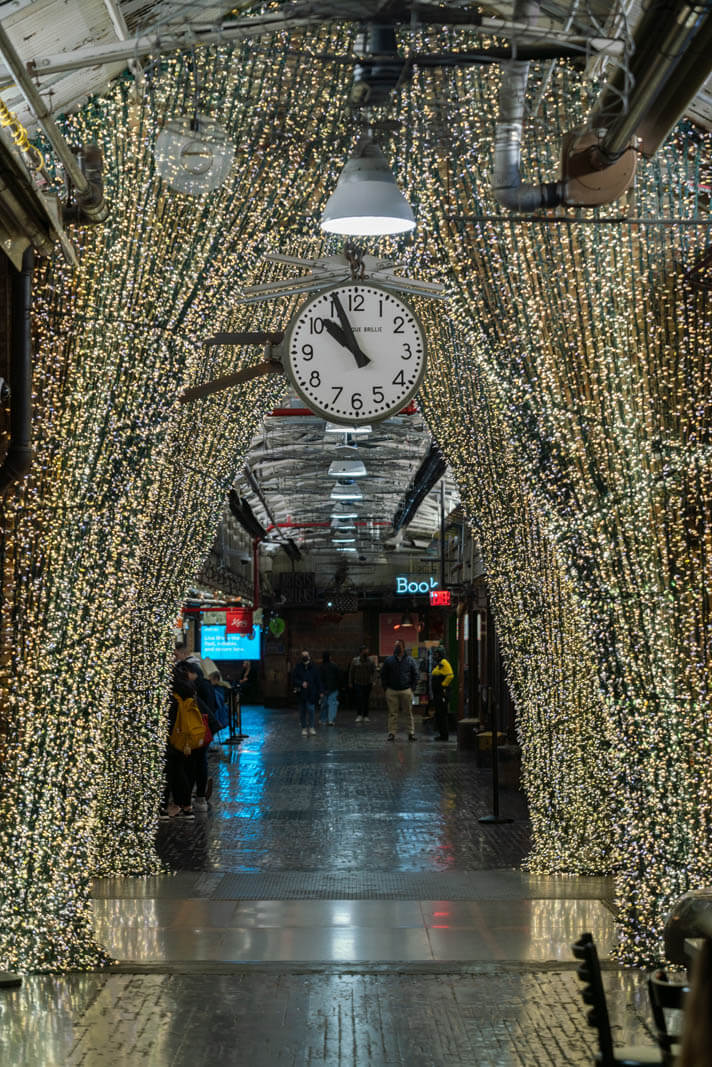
<box><xmin>344</xmin><ymin>240</ymin><xmax>366</xmax><ymax>281</ymax></box>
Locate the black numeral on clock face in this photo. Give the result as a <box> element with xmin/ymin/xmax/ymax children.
<box><xmin>310</xmin><ymin>370</ymin><xmax>321</xmax><ymax>387</ymax></box>
<box><xmin>392</xmin><ymin>370</ymin><xmax>406</xmax><ymax>386</ymax></box>
<box><xmin>372</xmin><ymin>386</ymin><xmax>384</xmax><ymax>403</ymax></box>
<box><xmin>393</xmin><ymin>316</ymin><xmax>405</xmax><ymax>334</ymax></box>
<box><xmin>302</xmin><ymin>343</ymin><xmax>314</xmax><ymax>361</ymax></box>
<box><xmin>309</xmin><ymin>318</ymin><xmax>324</xmax><ymax>335</ymax></box>
<box><xmin>402</xmin><ymin>343</ymin><xmax>413</xmax><ymax>360</ymax></box>
<box><xmin>348</xmin><ymin>293</ymin><xmax>364</xmax><ymax>312</ymax></box>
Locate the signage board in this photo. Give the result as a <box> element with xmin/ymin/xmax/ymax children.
<box><xmin>430</xmin><ymin>590</ymin><xmax>452</xmax><ymax>606</ymax></box>
<box><xmin>395</xmin><ymin>575</ymin><xmax>439</xmax><ymax>595</ymax></box>
<box><xmin>226</xmin><ymin>608</ymin><xmax>253</xmax><ymax>634</ymax></box>
<box><xmin>201</xmin><ymin>610</ymin><xmax>226</xmax><ymax>626</ymax></box>
<box><xmin>200</xmin><ymin>624</ymin><xmax>262</xmax><ymax>661</ymax></box>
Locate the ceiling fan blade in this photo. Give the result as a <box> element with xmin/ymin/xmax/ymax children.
<box><xmin>180</xmin><ymin>361</ymin><xmax>285</xmax><ymax>403</ymax></box>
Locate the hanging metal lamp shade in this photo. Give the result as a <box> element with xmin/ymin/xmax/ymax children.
<box><xmin>320</xmin><ymin>139</ymin><xmax>415</xmax><ymax>237</ymax></box>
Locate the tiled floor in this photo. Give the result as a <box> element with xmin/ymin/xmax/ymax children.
<box><xmin>92</xmin><ymin>895</ymin><xmax>617</xmax><ymax>963</ymax></box>
<box><xmin>1</xmin><ymin>705</ymin><xmax>659</xmax><ymax>1065</ymax></box>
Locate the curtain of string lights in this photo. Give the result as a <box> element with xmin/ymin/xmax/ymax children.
<box><xmin>0</xmin><ymin>33</ymin><xmax>355</xmax><ymax>971</ymax></box>
<box><xmin>0</xmin><ymin>17</ymin><xmax>709</xmax><ymax>970</ymax></box>
<box><xmin>398</xmin><ymin>32</ymin><xmax>712</xmax><ymax>964</ymax></box>
<box><xmin>418</xmin><ymin>307</ymin><xmax>616</xmax><ymax>877</ymax></box>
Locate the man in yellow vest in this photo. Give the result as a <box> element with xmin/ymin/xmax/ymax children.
<box><xmin>431</xmin><ymin>646</ymin><xmax>454</xmax><ymax>741</ymax></box>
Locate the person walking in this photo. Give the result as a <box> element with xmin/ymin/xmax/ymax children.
<box><xmin>292</xmin><ymin>649</ymin><xmax>320</xmax><ymax>736</ymax></box>
<box><xmin>160</xmin><ymin>661</ymin><xmax>203</xmax><ymax>821</ymax></box>
<box><xmin>348</xmin><ymin>644</ymin><xmax>376</xmax><ymax>723</ymax></box>
<box><xmin>183</xmin><ymin>657</ymin><xmax>216</xmax><ymax>812</ymax></box>
<box><xmin>318</xmin><ymin>651</ymin><xmax>341</xmax><ymax>725</ymax></box>
<box><xmin>431</xmin><ymin>646</ymin><xmax>454</xmax><ymax>741</ymax></box>
<box><xmin>381</xmin><ymin>639</ymin><xmax>419</xmax><ymax>742</ymax></box>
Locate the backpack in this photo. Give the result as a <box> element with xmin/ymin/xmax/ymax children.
<box><xmin>169</xmin><ymin>693</ymin><xmax>205</xmax><ymax>753</ymax></box>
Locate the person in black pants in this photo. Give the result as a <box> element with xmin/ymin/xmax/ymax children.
<box><xmin>348</xmin><ymin>645</ymin><xmax>376</xmax><ymax>723</ymax></box>
<box><xmin>160</xmin><ymin>661</ymin><xmax>197</xmax><ymax>821</ymax></box>
<box><xmin>431</xmin><ymin>647</ymin><xmax>454</xmax><ymax>741</ymax></box>
<box><xmin>183</xmin><ymin>654</ymin><xmax>216</xmax><ymax>811</ymax></box>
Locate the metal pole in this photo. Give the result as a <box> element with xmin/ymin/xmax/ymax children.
<box><xmin>479</xmin><ymin>635</ymin><xmax>513</xmax><ymax>824</ymax></box>
<box><xmin>440</xmin><ymin>479</ymin><xmax>446</xmax><ymax>590</ymax></box>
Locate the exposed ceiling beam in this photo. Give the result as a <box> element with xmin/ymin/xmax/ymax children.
<box><xmin>392</xmin><ymin>442</ymin><xmax>447</xmax><ymax>534</ymax></box>
<box><xmin>228</xmin><ymin>489</ymin><xmax>267</xmax><ymax>541</ymax></box>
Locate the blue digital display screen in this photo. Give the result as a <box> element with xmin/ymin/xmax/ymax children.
<box><xmin>200</xmin><ymin>624</ymin><xmax>262</xmax><ymax>661</ymax></box>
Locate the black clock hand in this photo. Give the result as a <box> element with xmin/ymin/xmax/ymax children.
<box><xmin>320</xmin><ymin>318</ymin><xmax>351</xmax><ymax>350</ymax></box>
<box><xmin>319</xmin><ymin>315</ymin><xmax>372</xmax><ymax>368</ymax></box>
<box><xmin>330</xmin><ymin>294</ymin><xmax>371</xmax><ymax>368</ymax></box>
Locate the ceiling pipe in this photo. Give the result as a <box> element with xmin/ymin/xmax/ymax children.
<box><xmin>264</xmin><ymin>522</ymin><xmax>392</xmax><ymax>530</ymax></box>
<box><xmin>101</xmin><ymin>0</ymin><xmax>145</xmax><ymax>86</ymax></box>
<box><xmin>0</xmin><ymin>23</ymin><xmax>108</xmax><ymax>224</ymax></box>
<box><xmin>493</xmin><ymin>0</ymin><xmax>712</xmax><ymax>212</ymax></box>
<box><xmin>593</xmin><ymin>1</ymin><xmax>712</xmax><ymax>160</ymax></box>
<box><xmin>0</xmin><ymin>246</ymin><xmax>34</xmax><ymax>496</ymax></box>
<box><xmin>493</xmin><ymin>0</ymin><xmax>566</xmax><ymax>212</ymax></box>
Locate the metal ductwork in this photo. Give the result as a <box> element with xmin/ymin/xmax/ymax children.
<box><xmin>493</xmin><ymin>0</ymin><xmax>712</xmax><ymax>212</ymax></box>
<box><xmin>492</xmin><ymin>0</ymin><xmax>566</xmax><ymax>212</ymax></box>
<box><xmin>392</xmin><ymin>441</ymin><xmax>447</xmax><ymax>534</ymax></box>
<box><xmin>592</xmin><ymin>1</ymin><xmax>712</xmax><ymax>160</ymax></box>
<box><xmin>228</xmin><ymin>488</ymin><xmax>267</xmax><ymax>541</ymax></box>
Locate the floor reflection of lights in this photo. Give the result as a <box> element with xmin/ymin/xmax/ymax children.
<box><xmin>93</xmin><ymin>897</ymin><xmax>616</xmax><ymax>964</ymax></box>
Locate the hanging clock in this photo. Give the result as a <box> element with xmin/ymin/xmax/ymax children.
<box><xmin>284</xmin><ymin>282</ymin><xmax>427</xmax><ymax>425</ymax></box>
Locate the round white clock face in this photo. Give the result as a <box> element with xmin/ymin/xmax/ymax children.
<box><xmin>285</xmin><ymin>283</ymin><xmax>427</xmax><ymax>424</ymax></box>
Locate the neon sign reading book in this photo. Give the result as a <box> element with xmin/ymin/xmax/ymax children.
<box><xmin>395</xmin><ymin>575</ymin><xmax>439</xmax><ymax>595</ymax></box>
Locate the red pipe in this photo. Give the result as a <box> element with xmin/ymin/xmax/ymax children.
<box><xmin>268</xmin><ymin>404</ymin><xmax>419</xmax><ymax>417</ymax></box>
<box><xmin>268</xmin><ymin>408</ymin><xmax>315</xmax><ymax>416</ymax></box>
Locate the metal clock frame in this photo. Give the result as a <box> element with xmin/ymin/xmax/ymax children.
<box><xmin>284</xmin><ymin>280</ymin><xmax>428</xmax><ymax>426</ymax></box>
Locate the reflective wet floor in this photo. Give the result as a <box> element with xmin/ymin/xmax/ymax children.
<box><xmin>2</xmin><ymin>705</ymin><xmax>659</xmax><ymax>1065</ymax></box>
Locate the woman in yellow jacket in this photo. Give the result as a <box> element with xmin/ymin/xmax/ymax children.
<box><xmin>431</xmin><ymin>647</ymin><xmax>454</xmax><ymax>741</ymax></box>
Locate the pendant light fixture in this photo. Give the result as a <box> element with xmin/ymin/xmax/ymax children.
<box><xmin>320</xmin><ymin>137</ymin><xmax>415</xmax><ymax>237</ymax></box>
<box><xmin>154</xmin><ymin>113</ymin><xmax>234</xmax><ymax>195</ymax></box>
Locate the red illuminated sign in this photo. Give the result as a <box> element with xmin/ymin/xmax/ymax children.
<box><xmin>429</xmin><ymin>590</ymin><xmax>451</xmax><ymax>607</ymax></box>
<box><xmin>226</xmin><ymin>608</ymin><xmax>253</xmax><ymax>634</ymax></box>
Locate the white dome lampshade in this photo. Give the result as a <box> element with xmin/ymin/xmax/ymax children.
<box><xmin>154</xmin><ymin>115</ymin><xmax>234</xmax><ymax>195</ymax></box>
<box><xmin>320</xmin><ymin>139</ymin><xmax>415</xmax><ymax>237</ymax></box>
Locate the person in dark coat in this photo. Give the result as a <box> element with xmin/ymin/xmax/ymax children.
<box><xmin>319</xmin><ymin>651</ymin><xmax>340</xmax><ymax>725</ymax></box>
<box><xmin>348</xmin><ymin>644</ymin><xmax>377</xmax><ymax>723</ymax></box>
<box><xmin>292</xmin><ymin>649</ymin><xmax>321</xmax><ymax>736</ymax></box>
<box><xmin>381</xmin><ymin>639</ymin><xmax>419</xmax><ymax>742</ymax></box>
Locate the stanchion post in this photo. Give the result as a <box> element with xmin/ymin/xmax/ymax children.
<box><xmin>479</xmin><ymin>682</ymin><xmax>512</xmax><ymax>825</ymax></box>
